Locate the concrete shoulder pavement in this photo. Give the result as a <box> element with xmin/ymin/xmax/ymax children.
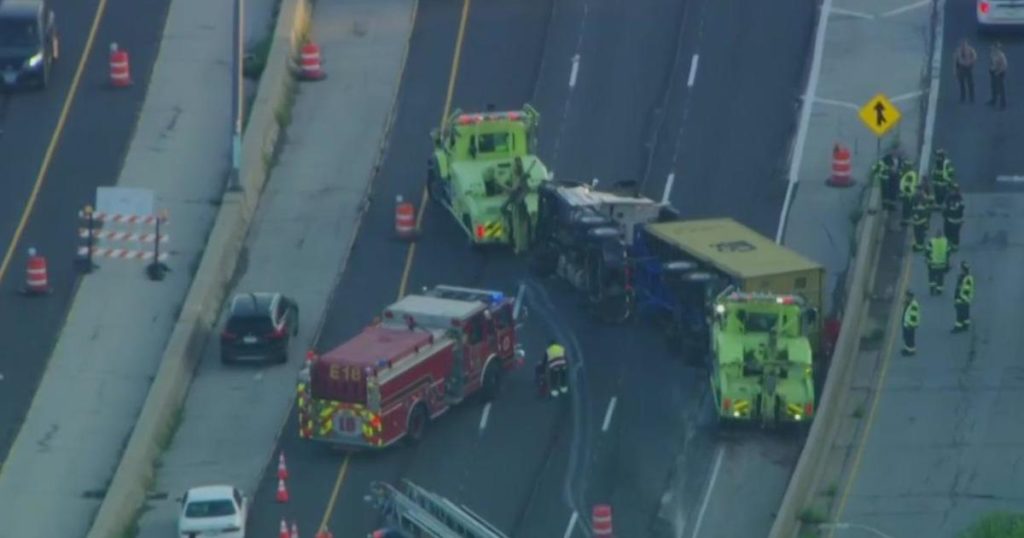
<box><xmin>824</xmin><ymin>2</ymin><xmax>1024</xmax><ymax>534</ymax></box>
<box><xmin>0</xmin><ymin>0</ymin><xmax>234</xmax><ymax>535</ymax></box>
<box><xmin>135</xmin><ymin>0</ymin><xmax>416</xmax><ymax>534</ymax></box>
<box><xmin>782</xmin><ymin>0</ymin><xmax>934</xmax><ymax>311</ymax></box>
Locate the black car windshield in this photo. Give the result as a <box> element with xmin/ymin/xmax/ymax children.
<box><xmin>185</xmin><ymin>499</ymin><xmax>236</xmax><ymax>518</ymax></box>
<box><xmin>0</xmin><ymin>18</ymin><xmax>38</xmax><ymax>49</ymax></box>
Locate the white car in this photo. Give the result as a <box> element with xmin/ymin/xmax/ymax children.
<box><xmin>978</xmin><ymin>0</ymin><xmax>1024</xmax><ymax>29</ymax></box>
<box><xmin>177</xmin><ymin>485</ymin><xmax>248</xmax><ymax>538</ymax></box>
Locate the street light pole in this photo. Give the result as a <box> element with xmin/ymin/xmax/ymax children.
<box><xmin>228</xmin><ymin>0</ymin><xmax>245</xmax><ymax>192</ymax></box>
<box><xmin>819</xmin><ymin>522</ymin><xmax>897</xmax><ymax>538</ymax></box>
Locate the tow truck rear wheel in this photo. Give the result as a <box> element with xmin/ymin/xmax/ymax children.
<box><xmin>405</xmin><ymin>403</ymin><xmax>429</xmax><ymax>446</ymax></box>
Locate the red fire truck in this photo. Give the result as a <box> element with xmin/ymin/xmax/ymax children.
<box><xmin>297</xmin><ymin>285</ymin><xmax>524</xmax><ymax>448</ymax></box>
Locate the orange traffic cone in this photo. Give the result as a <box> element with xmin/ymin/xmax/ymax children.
<box><xmin>279</xmin><ymin>519</ymin><xmax>290</xmax><ymax>538</ymax></box>
<box><xmin>276</xmin><ymin>478</ymin><xmax>289</xmax><ymax>503</ymax></box>
<box><xmin>109</xmin><ymin>43</ymin><xmax>132</xmax><ymax>87</ymax></box>
<box><xmin>395</xmin><ymin>195</ymin><xmax>416</xmax><ymax>239</ymax></box>
<box><xmin>305</xmin><ymin>349</ymin><xmax>316</xmax><ymax>366</ymax></box>
<box><xmin>277</xmin><ymin>451</ymin><xmax>288</xmax><ymax>480</ymax></box>
<box><xmin>315</xmin><ymin>530</ymin><xmax>334</xmax><ymax>538</ymax></box>
<box><xmin>21</xmin><ymin>247</ymin><xmax>51</xmax><ymax>295</ymax></box>
<box><xmin>290</xmin><ymin>522</ymin><xmax>300</xmax><ymax>538</ymax></box>
<box><xmin>827</xmin><ymin>143</ymin><xmax>854</xmax><ymax>187</ymax></box>
<box><xmin>297</xmin><ymin>41</ymin><xmax>326</xmax><ymax>81</ymax></box>
<box><xmin>592</xmin><ymin>504</ymin><xmax>614</xmax><ymax>537</ymax></box>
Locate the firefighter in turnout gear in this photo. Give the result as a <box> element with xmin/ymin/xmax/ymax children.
<box><xmin>931</xmin><ymin>148</ymin><xmax>955</xmax><ymax>208</ymax></box>
<box><xmin>943</xmin><ymin>183</ymin><xmax>965</xmax><ymax>251</ymax></box>
<box><xmin>953</xmin><ymin>261</ymin><xmax>974</xmax><ymax>333</ymax></box>
<box><xmin>911</xmin><ymin>192</ymin><xmax>930</xmax><ymax>252</ymax></box>
<box><xmin>925</xmin><ymin>230</ymin><xmax>952</xmax><ymax>295</ymax></box>
<box><xmin>899</xmin><ymin>162</ymin><xmax>919</xmax><ymax>226</ymax></box>
<box><xmin>902</xmin><ymin>291</ymin><xmax>921</xmax><ymax>357</ymax></box>
<box><xmin>541</xmin><ymin>340</ymin><xmax>568</xmax><ymax>397</ymax></box>
<box><xmin>874</xmin><ymin>154</ymin><xmax>899</xmax><ymax>210</ymax></box>
<box><xmin>920</xmin><ymin>181</ymin><xmax>937</xmax><ymax>213</ymax></box>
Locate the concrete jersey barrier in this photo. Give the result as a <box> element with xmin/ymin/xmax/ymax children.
<box><xmin>85</xmin><ymin>0</ymin><xmax>311</xmax><ymax>536</ymax></box>
<box><xmin>768</xmin><ymin>186</ymin><xmax>885</xmax><ymax>538</ymax></box>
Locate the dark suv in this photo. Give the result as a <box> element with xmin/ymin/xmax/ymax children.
<box><xmin>0</xmin><ymin>0</ymin><xmax>58</xmax><ymax>89</ymax></box>
<box><xmin>220</xmin><ymin>292</ymin><xmax>299</xmax><ymax>364</ymax></box>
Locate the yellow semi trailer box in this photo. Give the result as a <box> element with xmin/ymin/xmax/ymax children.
<box><xmin>643</xmin><ymin>218</ymin><xmax>826</xmax><ymax>352</ymax></box>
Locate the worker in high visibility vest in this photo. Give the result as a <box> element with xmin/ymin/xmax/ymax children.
<box><xmin>873</xmin><ymin>155</ymin><xmax>898</xmax><ymax>211</ymax></box>
<box><xmin>943</xmin><ymin>184</ymin><xmax>965</xmax><ymax>251</ymax></box>
<box><xmin>543</xmin><ymin>340</ymin><xmax>569</xmax><ymax>397</ymax></box>
<box><xmin>902</xmin><ymin>291</ymin><xmax>921</xmax><ymax>357</ymax></box>
<box><xmin>952</xmin><ymin>261</ymin><xmax>975</xmax><ymax>333</ymax></box>
<box><xmin>925</xmin><ymin>230</ymin><xmax>951</xmax><ymax>295</ymax></box>
<box><xmin>911</xmin><ymin>191</ymin><xmax>930</xmax><ymax>252</ymax></box>
<box><xmin>931</xmin><ymin>148</ymin><xmax>955</xmax><ymax>208</ymax></box>
<box><xmin>899</xmin><ymin>163</ymin><xmax>919</xmax><ymax>226</ymax></box>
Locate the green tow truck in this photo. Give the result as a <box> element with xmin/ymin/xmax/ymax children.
<box><xmin>710</xmin><ymin>289</ymin><xmax>817</xmax><ymax>427</ymax></box>
<box><xmin>637</xmin><ymin>219</ymin><xmax>824</xmax><ymax>427</ymax></box>
<box><xmin>427</xmin><ymin>105</ymin><xmax>551</xmax><ymax>253</ymax></box>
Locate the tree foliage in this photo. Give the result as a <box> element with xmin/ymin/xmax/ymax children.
<box><xmin>959</xmin><ymin>512</ymin><xmax>1024</xmax><ymax>538</ymax></box>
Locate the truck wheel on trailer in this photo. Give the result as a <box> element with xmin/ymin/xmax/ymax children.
<box><xmin>405</xmin><ymin>403</ymin><xmax>429</xmax><ymax>445</ymax></box>
<box><xmin>479</xmin><ymin>361</ymin><xmax>502</xmax><ymax>402</ymax></box>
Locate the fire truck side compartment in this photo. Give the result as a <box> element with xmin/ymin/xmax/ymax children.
<box><xmin>311</xmin><ymin>327</ymin><xmax>440</xmax><ymax>401</ymax></box>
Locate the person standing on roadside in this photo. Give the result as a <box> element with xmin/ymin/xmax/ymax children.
<box><xmin>988</xmin><ymin>42</ymin><xmax>1008</xmax><ymax>109</ymax></box>
<box><xmin>952</xmin><ymin>261</ymin><xmax>974</xmax><ymax>333</ymax></box>
<box><xmin>902</xmin><ymin>291</ymin><xmax>921</xmax><ymax>357</ymax></box>
<box><xmin>955</xmin><ymin>38</ymin><xmax>977</xmax><ymax>103</ymax></box>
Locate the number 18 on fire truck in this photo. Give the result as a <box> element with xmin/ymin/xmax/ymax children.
<box><xmin>296</xmin><ymin>285</ymin><xmax>525</xmax><ymax>448</ymax></box>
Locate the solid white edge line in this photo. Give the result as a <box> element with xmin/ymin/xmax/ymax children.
<box><xmin>601</xmin><ymin>396</ymin><xmax>618</xmax><ymax>432</ymax></box>
<box><xmin>661</xmin><ymin>172</ymin><xmax>676</xmax><ymax>204</ymax></box>
<box><xmin>809</xmin><ymin>96</ymin><xmax>860</xmax><ymax>111</ymax></box>
<box><xmin>880</xmin><ymin>0</ymin><xmax>931</xmax><ymax>18</ymax></box>
<box><xmin>690</xmin><ymin>447</ymin><xmax>725</xmax><ymax>538</ymax></box>
<box><xmin>479</xmin><ymin>402</ymin><xmax>491</xmax><ymax>431</ymax></box>
<box><xmin>917</xmin><ymin>0</ymin><xmax>944</xmax><ymax>182</ymax></box>
<box><xmin>562</xmin><ymin>511</ymin><xmax>579</xmax><ymax>538</ymax></box>
<box><xmin>776</xmin><ymin>0</ymin><xmax>835</xmax><ymax>244</ymax></box>
<box><xmin>829</xmin><ymin>6</ymin><xmax>874</xmax><ymax>19</ymax></box>
<box><xmin>569</xmin><ymin>54</ymin><xmax>581</xmax><ymax>88</ymax></box>
<box><xmin>889</xmin><ymin>89</ymin><xmax>924</xmax><ymax>103</ymax></box>
<box><xmin>687</xmin><ymin>54</ymin><xmax>700</xmax><ymax>87</ymax></box>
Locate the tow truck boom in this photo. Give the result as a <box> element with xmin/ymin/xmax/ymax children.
<box><xmin>366</xmin><ymin>480</ymin><xmax>509</xmax><ymax>538</ymax></box>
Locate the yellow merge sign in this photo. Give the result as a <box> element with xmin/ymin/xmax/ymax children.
<box><xmin>859</xmin><ymin>93</ymin><xmax>901</xmax><ymax>137</ymax></box>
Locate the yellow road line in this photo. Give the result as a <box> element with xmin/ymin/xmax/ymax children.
<box><xmin>0</xmin><ymin>0</ymin><xmax>110</xmax><ymax>282</ymax></box>
<box><xmin>827</xmin><ymin>244</ymin><xmax>914</xmax><ymax>538</ymax></box>
<box><xmin>318</xmin><ymin>455</ymin><xmax>350</xmax><ymax>531</ymax></box>
<box><xmin>0</xmin><ymin>0</ymin><xmax>109</xmax><ymax>477</ymax></box>
<box><xmin>318</xmin><ymin>0</ymin><xmax>473</xmax><ymax>530</ymax></box>
<box><xmin>397</xmin><ymin>0</ymin><xmax>471</xmax><ymax>300</ymax></box>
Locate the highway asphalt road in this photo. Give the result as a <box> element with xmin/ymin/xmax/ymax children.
<box><xmin>249</xmin><ymin>0</ymin><xmax>814</xmax><ymax>537</ymax></box>
<box><xmin>0</xmin><ymin>0</ymin><xmax>169</xmax><ymax>463</ymax></box>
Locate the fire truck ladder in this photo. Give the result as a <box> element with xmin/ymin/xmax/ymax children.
<box><xmin>366</xmin><ymin>480</ymin><xmax>510</xmax><ymax>538</ymax></box>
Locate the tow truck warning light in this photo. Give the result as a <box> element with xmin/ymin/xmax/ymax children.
<box><xmin>457</xmin><ymin>111</ymin><xmax>524</xmax><ymax>125</ymax></box>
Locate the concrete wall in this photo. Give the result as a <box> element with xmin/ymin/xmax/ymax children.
<box><xmin>85</xmin><ymin>0</ymin><xmax>311</xmax><ymax>536</ymax></box>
